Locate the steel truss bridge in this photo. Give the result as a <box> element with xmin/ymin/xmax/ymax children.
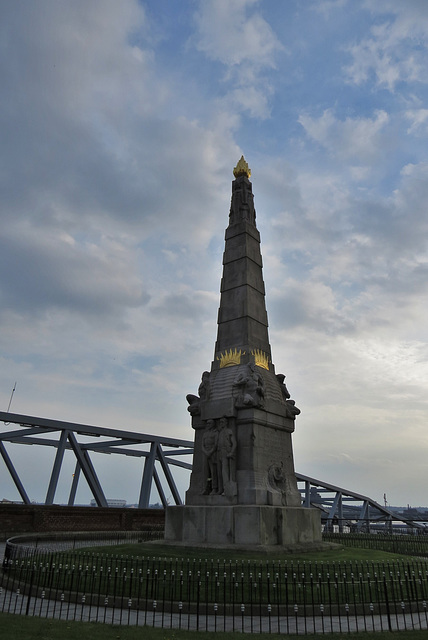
<box><xmin>0</xmin><ymin>411</ymin><xmax>193</xmax><ymax>509</ymax></box>
<box><xmin>0</xmin><ymin>411</ymin><xmax>425</xmax><ymax>532</ymax></box>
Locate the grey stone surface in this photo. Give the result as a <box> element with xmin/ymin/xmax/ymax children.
<box><xmin>166</xmin><ymin>161</ymin><xmax>321</xmax><ymax>548</ymax></box>
<box><xmin>165</xmin><ymin>505</ymin><xmax>321</xmax><ymax>546</ymax></box>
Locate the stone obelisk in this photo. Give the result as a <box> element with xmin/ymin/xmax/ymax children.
<box><xmin>165</xmin><ymin>157</ymin><xmax>321</xmax><ymax>547</ymax></box>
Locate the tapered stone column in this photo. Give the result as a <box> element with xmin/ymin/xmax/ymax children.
<box><xmin>165</xmin><ymin>157</ymin><xmax>321</xmax><ymax>548</ymax></box>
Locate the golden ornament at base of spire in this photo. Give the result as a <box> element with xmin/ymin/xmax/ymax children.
<box><xmin>217</xmin><ymin>348</ymin><xmax>245</xmax><ymax>368</ymax></box>
<box><xmin>251</xmin><ymin>349</ymin><xmax>270</xmax><ymax>370</ymax></box>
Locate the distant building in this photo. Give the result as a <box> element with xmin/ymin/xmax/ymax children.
<box><xmin>90</xmin><ymin>498</ymin><xmax>127</xmax><ymax>508</ymax></box>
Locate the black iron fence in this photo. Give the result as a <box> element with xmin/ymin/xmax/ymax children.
<box><xmin>3</xmin><ymin>528</ymin><xmax>164</xmax><ymax>564</ymax></box>
<box><xmin>2</xmin><ymin>547</ymin><xmax>428</xmax><ymax>633</ymax></box>
<box><xmin>324</xmin><ymin>531</ymin><xmax>428</xmax><ymax>557</ymax></box>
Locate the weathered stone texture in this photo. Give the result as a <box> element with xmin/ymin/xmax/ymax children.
<box><xmin>166</xmin><ymin>161</ymin><xmax>321</xmax><ymax>548</ymax></box>
<box><xmin>165</xmin><ymin>505</ymin><xmax>321</xmax><ymax>547</ymax></box>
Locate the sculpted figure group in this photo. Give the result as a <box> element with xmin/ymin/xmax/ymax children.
<box><xmin>233</xmin><ymin>362</ymin><xmax>265</xmax><ymax>408</ymax></box>
<box><xmin>187</xmin><ymin>365</ymin><xmax>299</xmax><ymax>419</ymax></box>
<box><xmin>187</xmin><ymin>363</ymin><xmax>300</xmax><ymax>500</ymax></box>
<box><xmin>202</xmin><ymin>417</ymin><xmax>236</xmax><ymax>496</ymax></box>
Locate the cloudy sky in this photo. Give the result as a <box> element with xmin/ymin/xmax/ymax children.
<box><xmin>2</xmin><ymin>0</ymin><xmax>428</xmax><ymax>508</ymax></box>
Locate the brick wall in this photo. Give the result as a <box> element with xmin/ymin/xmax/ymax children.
<box><xmin>0</xmin><ymin>504</ymin><xmax>165</xmax><ymax>539</ymax></box>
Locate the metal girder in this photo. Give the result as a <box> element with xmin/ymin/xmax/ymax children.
<box><xmin>139</xmin><ymin>443</ymin><xmax>157</xmax><ymax>509</ymax></box>
<box><xmin>0</xmin><ymin>411</ymin><xmax>193</xmax><ymax>508</ymax></box>
<box><xmin>68</xmin><ymin>462</ymin><xmax>81</xmax><ymax>506</ymax></box>
<box><xmin>296</xmin><ymin>472</ymin><xmax>425</xmax><ymax>531</ymax></box>
<box><xmin>0</xmin><ymin>441</ymin><xmax>30</xmax><ymax>504</ymax></box>
<box><xmin>162</xmin><ymin>448</ymin><xmax>194</xmax><ymax>457</ymax></box>
<box><xmin>297</xmin><ymin>472</ymin><xmax>391</xmax><ymax>518</ymax></box>
<box><xmin>0</xmin><ymin>426</ymin><xmax>54</xmax><ymax>440</ymax></box>
<box><xmin>0</xmin><ymin>411</ymin><xmax>192</xmax><ymax>448</ymax></box>
<box><xmin>81</xmin><ymin>439</ymin><xmax>139</xmax><ymax>450</ymax></box>
<box><xmin>45</xmin><ymin>430</ymin><xmax>68</xmax><ymax>505</ymax></box>
<box><xmin>153</xmin><ymin>467</ymin><xmax>168</xmax><ymax>507</ymax></box>
<box><xmin>0</xmin><ymin>435</ymin><xmax>192</xmax><ymax>469</ymax></box>
<box><xmin>67</xmin><ymin>431</ymin><xmax>108</xmax><ymax>507</ymax></box>
<box><xmin>357</xmin><ymin>500</ymin><xmax>370</xmax><ymax>531</ymax></box>
<box><xmin>0</xmin><ymin>410</ymin><xmax>425</xmax><ymax>531</ymax></box>
<box><xmin>137</xmin><ymin>443</ymin><xmax>185</xmax><ymax>507</ymax></box>
<box><xmin>327</xmin><ymin>491</ymin><xmax>343</xmax><ymax>520</ymax></box>
<box><xmin>156</xmin><ymin>444</ymin><xmax>182</xmax><ymax>506</ymax></box>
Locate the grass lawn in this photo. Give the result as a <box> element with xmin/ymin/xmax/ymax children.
<box><xmin>34</xmin><ymin>541</ymin><xmax>422</xmax><ymax>607</ymax></box>
<box><xmin>72</xmin><ymin>540</ymin><xmax>426</xmax><ymax>564</ymax></box>
<box><xmin>1</xmin><ymin>612</ymin><xmax>427</xmax><ymax>640</ymax></box>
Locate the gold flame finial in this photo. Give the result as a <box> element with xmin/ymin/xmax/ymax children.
<box><xmin>233</xmin><ymin>155</ymin><xmax>251</xmax><ymax>179</ymax></box>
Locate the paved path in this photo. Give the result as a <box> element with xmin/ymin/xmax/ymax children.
<box><xmin>1</xmin><ymin>587</ymin><xmax>428</xmax><ymax>634</ymax></box>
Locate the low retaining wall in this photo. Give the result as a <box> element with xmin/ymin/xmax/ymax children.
<box><xmin>0</xmin><ymin>504</ymin><xmax>165</xmax><ymax>539</ymax></box>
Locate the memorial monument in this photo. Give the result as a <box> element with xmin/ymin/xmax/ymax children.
<box><xmin>165</xmin><ymin>157</ymin><xmax>321</xmax><ymax>548</ymax></box>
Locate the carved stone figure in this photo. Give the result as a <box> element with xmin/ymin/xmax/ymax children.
<box><xmin>186</xmin><ymin>394</ymin><xmax>201</xmax><ymax>416</ymax></box>
<box><xmin>276</xmin><ymin>373</ymin><xmax>300</xmax><ymax>419</ymax></box>
<box><xmin>276</xmin><ymin>373</ymin><xmax>291</xmax><ymax>401</ymax></box>
<box><xmin>216</xmin><ymin>417</ymin><xmax>237</xmax><ymax>496</ymax></box>
<box><xmin>285</xmin><ymin>399</ymin><xmax>300</xmax><ymax>419</ymax></box>
<box><xmin>267</xmin><ymin>462</ymin><xmax>286</xmax><ymax>491</ymax></box>
<box><xmin>233</xmin><ymin>362</ymin><xmax>265</xmax><ymax>408</ymax></box>
<box><xmin>198</xmin><ymin>371</ymin><xmax>210</xmax><ymax>401</ymax></box>
<box><xmin>186</xmin><ymin>371</ymin><xmax>211</xmax><ymax>416</ymax></box>
<box><xmin>201</xmin><ymin>419</ymin><xmax>218</xmax><ymax>494</ymax></box>
<box><xmin>267</xmin><ymin>462</ymin><xmax>294</xmax><ymax>506</ymax></box>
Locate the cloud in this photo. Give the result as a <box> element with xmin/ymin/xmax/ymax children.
<box><xmin>405</xmin><ymin>109</ymin><xmax>428</xmax><ymax>133</ymax></box>
<box><xmin>2</xmin><ymin>1</ymin><xmax>428</xmax><ymax>508</ymax></box>
<box><xmin>298</xmin><ymin>109</ymin><xmax>389</xmax><ymax>164</ymax></box>
<box><xmin>269</xmin><ymin>278</ymin><xmax>355</xmax><ymax>336</ymax></box>
<box><xmin>313</xmin><ymin>0</ymin><xmax>349</xmax><ymax>16</ymax></box>
<box><xmin>261</xmin><ymin>154</ymin><xmax>428</xmax><ymax>498</ymax></box>
<box><xmin>192</xmin><ymin>0</ymin><xmax>284</xmax><ymax>118</ymax></box>
<box><xmin>344</xmin><ymin>1</ymin><xmax>428</xmax><ymax>90</ymax></box>
<box><xmin>0</xmin><ymin>1</ymin><xmax>239</xmax><ymax>243</ymax></box>
<box><xmin>0</xmin><ymin>226</ymin><xmax>147</xmax><ymax>318</ymax></box>
<box><xmin>258</xmin><ymin>153</ymin><xmax>428</xmax><ymax>408</ymax></box>
<box><xmin>0</xmin><ymin>0</ymin><xmax>239</xmax><ymax>437</ymax></box>
<box><xmin>193</xmin><ymin>0</ymin><xmax>282</xmax><ymax>67</ymax></box>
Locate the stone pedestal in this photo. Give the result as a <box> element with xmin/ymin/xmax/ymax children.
<box><xmin>165</xmin><ymin>504</ymin><xmax>321</xmax><ymax>547</ymax></box>
<box><xmin>185</xmin><ymin>401</ymin><xmax>302</xmax><ymax>508</ymax></box>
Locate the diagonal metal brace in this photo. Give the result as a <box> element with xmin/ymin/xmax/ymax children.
<box><xmin>67</xmin><ymin>431</ymin><xmax>108</xmax><ymax>507</ymax></box>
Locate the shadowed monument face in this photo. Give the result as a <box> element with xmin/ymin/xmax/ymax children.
<box><xmin>165</xmin><ymin>157</ymin><xmax>322</xmax><ymax>547</ymax></box>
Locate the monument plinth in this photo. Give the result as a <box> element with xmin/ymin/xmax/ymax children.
<box><xmin>165</xmin><ymin>157</ymin><xmax>321</xmax><ymax>548</ymax></box>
